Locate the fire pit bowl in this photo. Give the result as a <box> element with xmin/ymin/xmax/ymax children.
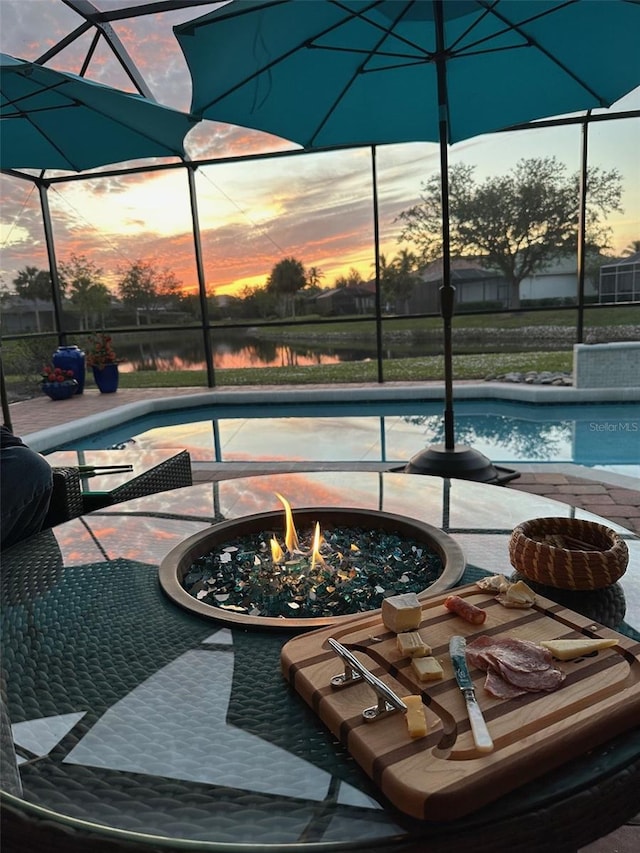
<box><xmin>159</xmin><ymin>507</ymin><xmax>465</xmax><ymax>630</ymax></box>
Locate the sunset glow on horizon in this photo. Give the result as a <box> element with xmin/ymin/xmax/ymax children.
<box><xmin>1</xmin><ymin>1</ymin><xmax>638</xmax><ymax>300</ymax></box>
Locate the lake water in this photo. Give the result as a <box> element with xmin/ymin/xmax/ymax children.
<box><xmin>116</xmin><ymin>330</ymin><xmax>569</xmax><ymax>373</ymax></box>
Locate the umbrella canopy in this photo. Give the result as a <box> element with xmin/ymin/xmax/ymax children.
<box><xmin>0</xmin><ymin>53</ymin><xmax>198</xmax><ymax>172</ymax></box>
<box><xmin>175</xmin><ymin>0</ymin><xmax>639</xmax><ymax>148</ymax></box>
<box><xmin>175</xmin><ymin>0</ymin><xmax>639</xmax><ymax>480</ymax></box>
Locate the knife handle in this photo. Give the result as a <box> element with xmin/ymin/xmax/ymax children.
<box><xmin>465</xmin><ymin>692</ymin><xmax>494</xmax><ymax>753</ymax></box>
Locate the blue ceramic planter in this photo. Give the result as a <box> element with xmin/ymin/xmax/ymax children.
<box><xmin>92</xmin><ymin>363</ymin><xmax>119</xmax><ymax>393</ymax></box>
<box><xmin>42</xmin><ymin>381</ymin><xmax>77</xmax><ymax>401</ymax></box>
<box><xmin>52</xmin><ymin>346</ymin><xmax>85</xmax><ymax>394</ymax></box>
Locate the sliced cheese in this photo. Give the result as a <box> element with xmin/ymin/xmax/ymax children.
<box><xmin>496</xmin><ymin>580</ymin><xmax>537</xmax><ymax>609</ymax></box>
<box><xmin>411</xmin><ymin>656</ymin><xmax>444</xmax><ymax>682</ymax></box>
<box><xmin>382</xmin><ymin>592</ymin><xmax>422</xmax><ymax>633</ymax></box>
<box><xmin>402</xmin><ymin>695</ymin><xmax>428</xmax><ymax>738</ymax></box>
<box><xmin>505</xmin><ymin>580</ymin><xmax>536</xmax><ymax>604</ymax></box>
<box><xmin>540</xmin><ymin>638</ymin><xmax>619</xmax><ymax>660</ymax></box>
<box><xmin>396</xmin><ymin>631</ymin><xmax>431</xmax><ymax>658</ymax></box>
<box><xmin>476</xmin><ymin>574</ymin><xmax>510</xmax><ymax>593</ymax></box>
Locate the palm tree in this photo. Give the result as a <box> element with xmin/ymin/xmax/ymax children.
<box><xmin>12</xmin><ymin>266</ymin><xmax>52</xmax><ymax>332</ymax></box>
<box><xmin>306</xmin><ymin>266</ymin><xmax>324</xmax><ymax>289</ymax></box>
<box><xmin>621</xmin><ymin>240</ymin><xmax>640</xmax><ymax>257</ymax></box>
<box><xmin>378</xmin><ymin>250</ymin><xmax>418</xmax><ymax>313</ymax></box>
<box><xmin>266</xmin><ymin>257</ymin><xmax>307</xmax><ymax>318</ymax></box>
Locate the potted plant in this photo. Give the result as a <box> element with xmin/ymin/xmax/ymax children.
<box><xmin>86</xmin><ymin>332</ymin><xmax>119</xmax><ymax>393</ymax></box>
<box><xmin>41</xmin><ymin>365</ymin><xmax>78</xmax><ymax>401</ymax></box>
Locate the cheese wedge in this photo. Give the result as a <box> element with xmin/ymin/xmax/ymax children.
<box><xmin>411</xmin><ymin>656</ymin><xmax>444</xmax><ymax>681</ymax></box>
<box><xmin>382</xmin><ymin>592</ymin><xmax>422</xmax><ymax>633</ymax></box>
<box><xmin>540</xmin><ymin>638</ymin><xmax>619</xmax><ymax>660</ymax></box>
<box><xmin>497</xmin><ymin>579</ymin><xmax>537</xmax><ymax>609</ymax></box>
<box><xmin>396</xmin><ymin>631</ymin><xmax>431</xmax><ymax>658</ymax></box>
<box><xmin>402</xmin><ymin>695</ymin><xmax>428</xmax><ymax>738</ymax></box>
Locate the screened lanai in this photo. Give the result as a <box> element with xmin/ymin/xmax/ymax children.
<box><xmin>1</xmin><ymin>0</ymin><xmax>639</xmax><ymax>404</ymax></box>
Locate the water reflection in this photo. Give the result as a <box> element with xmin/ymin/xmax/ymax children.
<box><xmin>58</xmin><ymin>401</ymin><xmax>640</xmax><ymax>468</ymax></box>
<box><xmin>403</xmin><ymin>414</ymin><xmax>569</xmax><ymax>460</ymax></box>
<box><xmin>118</xmin><ymin>335</ymin><xmax>344</xmax><ymax>372</ymax></box>
<box><xmin>115</xmin><ymin>331</ymin><xmax>561</xmax><ymax>373</ymax></box>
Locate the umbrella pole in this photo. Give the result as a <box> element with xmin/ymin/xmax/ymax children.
<box><xmin>436</xmin><ymin>0</ymin><xmax>455</xmax><ymax>451</ymax></box>
<box><xmin>436</xmin><ymin>77</ymin><xmax>455</xmax><ymax>452</ymax></box>
<box><xmin>405</xmin><ymin>1</ymin><xmax>517</xmax><ymax>485</ymax></box>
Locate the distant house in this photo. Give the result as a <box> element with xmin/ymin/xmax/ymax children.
<box><xmin>519</xmin><ymin>254</ymin><xmax>597</xmax><ymax>303</ymax></box>
<box><xmin>0</xmin><ymin>297</ymin><xmax>56</xmax><ymax>333</ymax></box>
<box><xmin>313</xmin><ymin>282</ymin><xmax>376</xmax><ymax>316</ymax></box>
<box><xmin>409</xmin><ymin>258</ymin><xmax>506</xmax><ymax>312</ymax></box>
<box><xmin>413</xmin><ymin>254</ymin><xmax>600</xmax><ymax>311</ymax></box>
<box><xmin>598</xmin><ymin>252</ymin><xmax>640</xmax><ymax>303</ymax></box>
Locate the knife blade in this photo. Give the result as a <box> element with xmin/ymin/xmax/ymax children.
<box><xmin>449</xmin><ymin>635</ymin><xmax>494</xmax><ymax>753</ymax></box>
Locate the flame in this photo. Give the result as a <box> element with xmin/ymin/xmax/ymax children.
<box><xmin>270</xmin><ymin>537</ymin><xmax>284</xmax><ymax>564</ymax></box>
<box><xmin>275</xmin><ymin>492</ymin><xmax>299</xmax><ymax>554</ymax></box>
<box><xmin>310</xmin><ymin>521</ymin><xmax>326</xmax><ymax>572</ymax></box>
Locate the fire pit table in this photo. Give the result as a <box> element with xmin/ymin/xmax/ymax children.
<box><xmin>1</xmin><ymin>472</ymin><xmax>639</xmax><ymax>853</ymax></box>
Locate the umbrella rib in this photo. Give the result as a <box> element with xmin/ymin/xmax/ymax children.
<box><xmin>307</xmin><ymin>0</ymin><xmax>430</xmax><ymax>146</ymax></box>
<box><xmin>446</xmin><ymin>0</ymin><xmax>496</xmax><ymax>54</ymax></box>
<box><xmin>333</xmin><ymin>0</ymin><xmax>434</xmax><ymax>61</ymax></box>
<box><xmin>2</xmin><ymin>74</ymin><xmax>191</xmax><ymax>170</ymax></box>
<box><xmin>2</xmin><ymin>102</ymin><xmax>83</xmax><ymax>118</ymax></box>
<box><xmin>2</xmin><ymin>72</ymin><xmax>81</xmax><ymax>169</ymax></box>
<box><xmin>190</xmin><ymin>2</ymin><xmax>378</xmax><ymax>114</ymax></box>
<box><xmin>24</xmin><ymin>114</ymin><xmax>80</xmax><ymax>171</ymax></box>
<box><xmin>191</xmin><ymin>0</ymin><xmax>437</xmax><ymax>117</ymax></box>
<box><xmin>311</xmin><ymin>44</ymin><xmax>434</xmax><ymax>66</ymax></box>
<box><xmin>2</xmin><ymin>76</ymin><xmax>72</xmax><ymax>111</ymax></box>
<box><xmin>479</xmin><ymin>0</ymin><xmax>609</xmax><ymax>105</ymax></box>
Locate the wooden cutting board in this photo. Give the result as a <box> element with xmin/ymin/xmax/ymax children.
<box><xmin>281</xmin><ymin>583</ymin><xmax>640</xmax><ymax>820</ymax></box>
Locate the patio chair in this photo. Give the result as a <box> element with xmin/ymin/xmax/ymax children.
<box><xmin>44</xmin><ymin>450</ymin><xmax>193</xmax><ymax>527</ymax></box>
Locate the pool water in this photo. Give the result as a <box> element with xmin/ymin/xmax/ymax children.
<box><xmin>54</xmin><ymin>398</ymin><xmax>640</xmax><ymax>475</ymax></box>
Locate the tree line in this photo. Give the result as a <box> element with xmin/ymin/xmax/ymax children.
<box><xmin>5</xmin><ymin>257</ymin><xmax>192</xmax><ymax>331</ymax></box>
<box><xmin>3</xmin><ymin>156</ymin><xmax>634</xmax><ymax>328</ymax></box>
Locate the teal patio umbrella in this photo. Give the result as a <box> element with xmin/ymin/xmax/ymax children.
<box><xmin>175</xmin><ymin>0</ymin><xmax>639</xmax><ymax>480</ymax></box>
<box><xmin>0</xmin><ymin>53</ymin><xmax>199</xmax><ymax>172</ymax></box>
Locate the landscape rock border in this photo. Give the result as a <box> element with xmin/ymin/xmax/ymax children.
<box><xmin>485</xmin><ymin>371</ymin><xmax>572</xmax><ymax>385</ymax></box>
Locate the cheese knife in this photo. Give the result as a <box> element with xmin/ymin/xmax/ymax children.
<box><xmin>449</xmin><ymin>635</ymin><xmax>494</xmax><ymax>753</ymax></box>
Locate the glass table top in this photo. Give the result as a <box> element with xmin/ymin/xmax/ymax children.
<box><xmin>1</xmin><ymin>472</ymin><xmax>639</xmax><ymax>852</ymax></box>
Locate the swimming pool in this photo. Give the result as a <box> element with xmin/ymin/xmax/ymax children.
<box><xmin>53</xmin><ymin>398</ymin><xmax>640</xmax><ymax>475</ymax></box>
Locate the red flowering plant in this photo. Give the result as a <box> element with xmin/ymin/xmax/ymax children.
<box><xmin>85</xmin><ymin>333</ymin><xmax>118</xmax><ymax>370</ymax></box>
<box><xmin>41</xmin><ymin>365</ymin><xmax>76</xmax><ymax>385</ymax></box>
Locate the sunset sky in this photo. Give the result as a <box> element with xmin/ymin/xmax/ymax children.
<box><xmin>1</xmin><ymin>0</ymin><xmax>638</xmax><ymax>299</ymax></box>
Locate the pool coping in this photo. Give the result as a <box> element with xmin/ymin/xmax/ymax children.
<box><xmin>24</xmin><ymin>381</ymin><xmax>640</xmax><ymax>453</ymax></box>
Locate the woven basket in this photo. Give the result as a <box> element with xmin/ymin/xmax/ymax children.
<box><xmin>508</xmin><ymin>517</ymin><xmax>629</xmax><ymax>591</ymax></box>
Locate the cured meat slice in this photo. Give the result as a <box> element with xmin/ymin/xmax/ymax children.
<box><xmin>495</xmin><ymin>660</ymin><xmax>566</xmax><ymax>692</ymax></box>
<box><xmin>464</xmin><ymin>635</ymin><xmax>495</xmax><ymax>670</ymax></box>
<box><xmin>484</xmin><ymin>639</ymin><xmax>554</xmax><ymax>673</ymax></box>
<box><xmin>466</xmin><ymin>635</ymin><xmax>565</xmax><ymax>696</ymax></box>
<box><xmin>467</xmin><ymin>636</ymin><xmax>552</xmax><ymax>671</ymax></box>
<box><xmin>484</xmin><ymin>669</ymin><xmax>527</xmax><ymax>699</ymax></box>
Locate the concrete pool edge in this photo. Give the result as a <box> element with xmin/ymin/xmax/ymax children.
<box><xmin>185</xmin><ymin>459</ymin><xmax>640</xmax><ymax>491</ymax></box>
<box><xmin>24</xmin><ymin>381</ymin><xmax>640</xmax><ymax>454</ymax></box>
